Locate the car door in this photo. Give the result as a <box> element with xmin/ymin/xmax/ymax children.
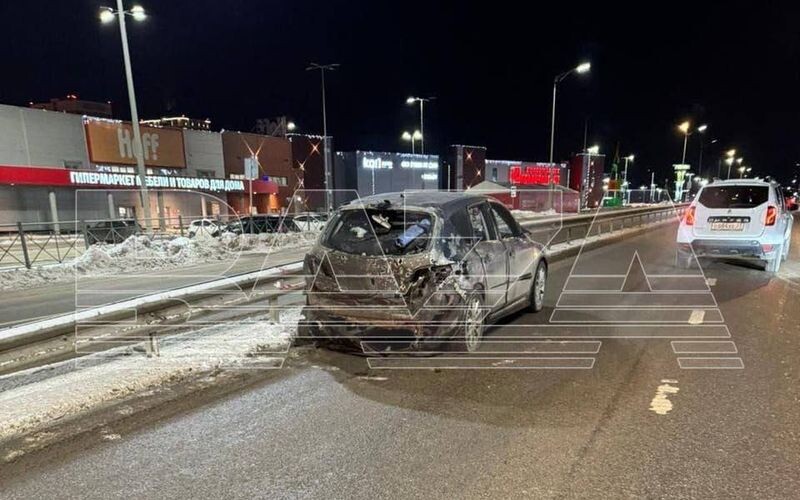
<box><xmin>487</xmin><ymin>202</ymin><xmax>537</xmax><ymax>304</ymax></box>
<box><xmin>467</xmin><ymin>203</ymin><xmax>508</xmax><ymax>310</ymax></box>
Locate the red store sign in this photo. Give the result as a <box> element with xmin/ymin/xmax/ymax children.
<box><xmin>509</xmin><ymin>164</ymin><xmax>562</xmax><ymax>185</ymax></box>
<box><xmin>0</xmin><ymin>165</ymin><xmax>253</xmax><ymax>193</ymax></box>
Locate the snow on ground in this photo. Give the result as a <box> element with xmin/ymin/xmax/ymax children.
<box><xmin>510</xmin><ymin>209</ymin><xmax>560</xmax><ymax>220</ymax></box>
<box><xmin>0</xmin><ymin>308</ymin><xmax>303</xmax><ymax>446</ymax></box>
<box><xmin>0</xmin><ymin>231</ymin><xmax>318</xmax><ymax>291</ymax></box>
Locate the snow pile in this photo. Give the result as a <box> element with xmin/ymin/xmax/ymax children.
<box><xmin>511</xmin><ymin>209</ymin><xmax>561</xmax><ymax>220</ymax></box>
<box><xmin>0</xmin><ymin>308</ymin><xmax>303</xmax><ymax>445</ymax></box>
<box><xmin>0</xmin><ymin>231</ymin><xmax>319</xmax><ymax>291</ymax></box>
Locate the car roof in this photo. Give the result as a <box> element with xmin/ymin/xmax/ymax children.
<box><xmin>707</xmin><ymin>179</ymin><xmax>773</xmax><ymax>187</ymax></box>
<box><xmin>347</xmin><ymin>191</ymin><xmax>490</xmax><ymax>213</ymax></box>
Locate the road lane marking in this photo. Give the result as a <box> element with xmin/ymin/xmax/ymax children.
<box><xmin>677</xmin><ymin>357</ymin><xmax>744</xmax><ymax>369</ymax></box>
<box><xmin>649</xmin><ymin>379</ymin><xmax>680</xmax><ymax>415</ymax></box>
<box><xmin>688</xmin><ymin>310</ymin><xmax>706</xmax><ymax>324</ymax></box>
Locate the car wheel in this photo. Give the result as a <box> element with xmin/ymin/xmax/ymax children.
<box><xmin>529</xmin><ymin>260</ymin><xmax>547</xmax><ymax>313</ymax></box>
<box><xmin>451</xmin><ymin>293</ymin><xmax>484</xmax><ymax>353</ymax></box>
<box><xmin>296</xmin><ymin>320</ymin><xmax>324</xmax><ymax>347</ymax></box>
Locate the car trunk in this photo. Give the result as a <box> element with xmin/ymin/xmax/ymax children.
<box><xmin>307</xmin><ymin>206</ymin><xmax>448</xmax><ymax>317</ymax></box>
<box><xmin>692</xmin><ymin>185</ymin><xmax>769</xmax><ymax>238</ymax></box>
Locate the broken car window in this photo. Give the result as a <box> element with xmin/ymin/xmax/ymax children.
<box><xmin>324</xmin><ymin>209</ymin><xmax>434</xmax><ymax>256</ymax></box>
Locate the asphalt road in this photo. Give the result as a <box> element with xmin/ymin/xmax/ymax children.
<box><xmin>3</xmin><ymin>219</ymin><xmax>800</xmax><ymax>499</ymax></box>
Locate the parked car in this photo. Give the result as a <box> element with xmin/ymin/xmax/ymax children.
<box><xmin>293</xmin><ymin>213</ymin><xmax>329</xmax><ymax>232</ymax></box>
<box><xmin>86</xmin><ymin>219</ymin><xmax>142</xmax><ymax>244</ymax></box>
<box><xmin>676</xmin><ymin>179</ymin><xmax>796</xmax><ymax>272</ymax></box>
<box><xmin>187</xmin><ymin>218</ymin><xmax>222</xmax><ymax>237</ymax></box>
<box><xmin>299</xmin><ymin>192</ymin><xmax>548</xmax><ymax>353</ymax></box>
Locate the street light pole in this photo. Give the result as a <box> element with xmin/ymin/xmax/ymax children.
<box><xmin>622</xmin><ymin>155</ymin><xmax>634</xmax><ymax>205</ymax></box>
<box><xmin>103</xmin><ymin>2</ymin><xmax>152</xmax><ymax>231</ymax></box>
<box><xmin>678</xmin><ymin>121</ymin><xmax>691</xmax><ymax>165</ymax></box>
<box><xmin>306</xmin><ymin>63</ymin><xmax>339</xmax><ymax>213</ymax></box>
<box><xmin>406</xmin><ymin>97</ymin><xmax>435</xmax><ymax>154</ymax></box>
<box><xmin>549</xmin><ymin>62</ymin><xmax>591</xmax><ymax>164</ymax></box>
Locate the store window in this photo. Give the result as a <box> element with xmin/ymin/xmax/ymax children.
<box><xmin>196</xmin><ymin>170</ymin><xmax>216</xmax><ymax>178</ymax></box>
<box><xmin>63</xmin><ymin>160</ymin><xmax>83</xmax><ymax>170</ymax></box>
<box><xmin>273</xmin><ymin>176</ymin><xmax>289</xmax><ymax>186</ymax></box>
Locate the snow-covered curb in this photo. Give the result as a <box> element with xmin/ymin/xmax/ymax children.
<box><xmin>0</xmin><ymin>308</ymin><xmax>302</xmax><ymax>449</ymax></box>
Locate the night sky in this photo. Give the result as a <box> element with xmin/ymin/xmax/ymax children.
<box><xmin>2</xmin><ymin>1</ymin><xmax>798</xmax><ymax>187</ymax></box>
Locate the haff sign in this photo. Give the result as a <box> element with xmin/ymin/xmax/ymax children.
<box><xmin>84</xmin><ymin>118</ymin><xmax>187</xmax><ymax>168</ymax></box>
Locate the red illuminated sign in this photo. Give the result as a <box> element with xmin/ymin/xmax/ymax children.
<box><xmin>509</xmin><ymin>164</ymin><xmax>561</xmax><ymax>185</ymax></box>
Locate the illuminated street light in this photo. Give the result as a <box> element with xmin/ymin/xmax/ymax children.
<box><xmin>622</xmin><ymin>154</ymin><xmax>635</xmax><ymax>205</ymax></box>
<box><xmin>678</xmin><ymin>121</ymin><xmax>691</xmax><ymax>164</ymax></box>
<box><xmin>697</xmin><ymin>124</ymin><xmax>708</xmax><ymax>133</ymax></box>
<box><xmin>99</xmin><ymin>8</ymin><xmax>115</xmax><ymax>23</ymax></box>
<box><xmin>99</xmin><ymin>1</ymin><xmax>152</xmax><ymax>231</ymax></box>
<box><xmin>286</xmin><ymin>121</ymin><xmax>296</xmax><ymax>132</ymax></box>
<box><xmin>402</xmin><ymin>130</ymin><xmax>422</xmax><ymax>153</ymax></box>
<box><xmin>550</xmin><ymin>61</ymin><xmax>591</xmax><ymax>163</ymax></box>
<box><xmin>587</xmin><ymin>145</ymin><xmax>600</xmax><ymax>155</ymax></box>
<box><xmin>406</xmin><ymin>96</ymin><xmax>435</xmax><ymax>154</ymax></box>
<box><xmin>130</xmin><ymin>5</ymin><xmax>146</xmax><ymax>21</ymax></box>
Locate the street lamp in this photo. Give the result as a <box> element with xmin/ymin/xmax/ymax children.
<box><xmin>622</xmin><ymin>154</ymin><xmax>634</xmax><ymax>205</ymax></box>
<box><xmin>678</xmin><ymin>121</ymin><xmax>691</xmax><ymax>164</ymax></box>
<box><xmin>550</xmin><ymin>62</ymin><xmax>591</xmax><ymax>163</ymax></box>
<box><xmin>406</xmin><ymin>96</ymin><xmax>435</xmax><ymax>154</ymax></box>
<box><xmin>724</xmin><ymin>149</ymin><xmax>737</xmax><ymax>179</ymax></box>
<box><xmin>695</xmin><ymin>124</ymin><xmax>710</xmax><ymax>177</ymax></box>
<box><xmin>587</xmin><ymin>144</ymin><xmax>600</xmax><ymax>155</ymax></box>
<box><xmin>286</xmin><ymin>121</ymin><xmax>296</xmax><ymax>132</ymax></box>
<box><xmin>401</xmin><ymin>130</ymin><xmax>422</xmax><ymax>154</ymax></box>
<box><xmin>306</xmin><ymin>62</ymin><xmax>340</xmax><ymax>213</ymax></box>
<box><xmin>99</xmin><ymin>2</ymin><xmax>152</xmax><ymax>232</ymax></box>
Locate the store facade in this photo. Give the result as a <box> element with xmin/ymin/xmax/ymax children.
<box><xmin>0</xmin><ymin>104</ymin><xmax>291</xmax><ymax>227</ymax></box>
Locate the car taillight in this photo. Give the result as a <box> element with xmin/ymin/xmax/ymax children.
<box><xmin>765</xmin><ymin>206</ymin><xmax>777</xmax><ymax>226</ymax></box>
<box><xmin>684</xmin><ymin>207</ymin><xmax>696</xmax><ymax>226</ymax></box>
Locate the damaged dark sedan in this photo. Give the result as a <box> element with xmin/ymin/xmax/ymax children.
<box><xmin>298</xmin><ymin>192</ymin><xmax>548</xmax><ymax>353</ymax></box>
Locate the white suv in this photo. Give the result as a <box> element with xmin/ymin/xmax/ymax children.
<box><xmin>676</xmin><ymin>180</ymin><xmax>795</xmax><ymax>272</ymax></box>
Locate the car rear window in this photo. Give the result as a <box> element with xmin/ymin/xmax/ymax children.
<box><xmin>698</xmin><ymin>185</ymin><xmax>769</xmax><ymax>209</ymax></box>
<box><xmin>324</xmin><ymin>209</ymin><xmax>434</xmax><ymax>256</ymax></box>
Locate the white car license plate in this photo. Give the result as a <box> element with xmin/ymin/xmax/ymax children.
<box><xmin>710</xmin><ymin>222</ymin><xmax>744</xmax><ymax>231</ymax></box>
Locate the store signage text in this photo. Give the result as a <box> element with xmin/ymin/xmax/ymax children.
<box><xmin>509</xmin><ymin>164</ymin><xmax>561</xmax><ymax>185</ymax></box>
<box><xmin>361</xmin><ymin>157</ymin><xmax>393</xmax><ymax>170</ymax></box>
<box><xmin>68</xmin><ymin>171</ymin><xmax>245</xmax><ymax>192</ymax></box>
<box><xmin>400</xmin><ymin>160</ymin><xmax>438</xmax><ymax>170</ymax></box>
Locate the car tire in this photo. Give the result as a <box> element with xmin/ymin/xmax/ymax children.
<box><xmin>450</xmin><ymin>292</ymin><xmax>485</xmax><ymax>353</ymax></box>
<box><xmin>296</xmin><ymin>320</ymin><xmax>324</xmax><ymax>347</ymax></box>
<box><xmin>528</xmin><ymin>260</ymin><xmax>547</xmax><ymax>313</ymax></box>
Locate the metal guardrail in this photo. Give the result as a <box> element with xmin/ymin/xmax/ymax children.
<box><xmin>522</xmin><ymin>204</ymin><xmax>687</xmax><ymax>246</ymax></box>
